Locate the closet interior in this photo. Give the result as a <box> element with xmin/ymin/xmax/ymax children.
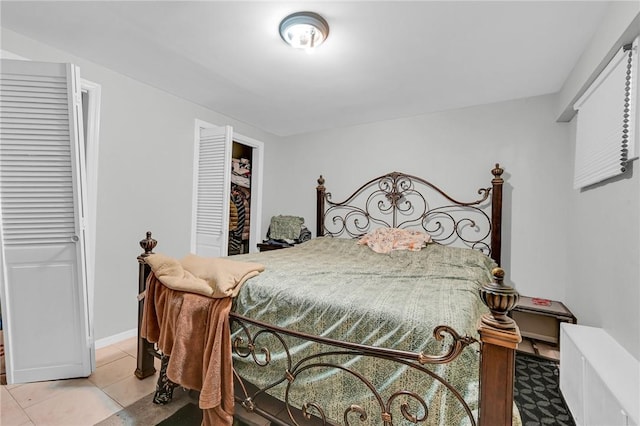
<box><xmin>228</xmin><ymin>141</ymin><xmax>253</xmax><ymax>255</ymax></box>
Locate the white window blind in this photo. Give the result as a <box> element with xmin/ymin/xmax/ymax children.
<box><xmin>573</xmin><ymin>37</ymin><xmax>638</xmax><ymax>189</ymax></box>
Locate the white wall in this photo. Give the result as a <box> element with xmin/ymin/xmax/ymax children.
<box><xmin>558</xmin><ymin>2</ymin><xmax>640</xmax><ymax>359</ymax></box>
<box><xmin>567</xmin><ymin>116</ymin><xmax>639</xmax><ymax>360</ymax></box>
<box><xmin>556</xmin><ymin>2</ymin><xmax>640</xmax><ymax>121</ymax></box>
<box><xmin>264</xmin><ymin>95</ymin><xmax>573</xmax><ymax>302</ymax></box>
<box><xmin>1</xmin><ymin>28</ymin><xmax>279</xmax><ymax>340</ymax></box>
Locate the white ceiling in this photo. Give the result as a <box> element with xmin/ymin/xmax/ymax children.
<box><xmin>1</xmin><ymin>1</ymin><xmax>611</xmax><ymax>136</ymax></box>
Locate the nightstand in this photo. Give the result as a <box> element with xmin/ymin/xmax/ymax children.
<box><xmin>257</xmin><ymin>242</ymin><xmax>292</xmax><ymax>252</ymax></box>
<box><xmin>511</xmin><ymin>295</ymin><xmax>576</xmax><ymax>360</ymax></box>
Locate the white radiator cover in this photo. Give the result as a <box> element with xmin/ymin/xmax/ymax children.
<box><xmin>560</xmin><ymin>324</ymin><xmax>639</xmax><ymax>426</ymax></box>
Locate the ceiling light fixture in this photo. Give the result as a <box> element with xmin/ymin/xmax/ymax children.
<box><xmin>279</xmin><ymin>11</ymin><xmax>329</xmax><ymax>51</ymax></box>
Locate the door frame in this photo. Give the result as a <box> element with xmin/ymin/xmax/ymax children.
<box><xmin>232</xmin><ymin>133</ymin><xmax>264</xmax><ymax>254</ymax></box>
<box><xmin>192</xmin><ymin>119</ymin><xmax>264</xmax><ymax>254</ymax></box>
<box><xmin>80</xmin><ymin>78</ymin><xmax>101</xmax><ymax>345</ymax></box>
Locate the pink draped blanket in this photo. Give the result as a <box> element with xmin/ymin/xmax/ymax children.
<box><xmin>141</xmin><ymin>273</ymin><xmax>234</xmax><ymax>426</ymax></box>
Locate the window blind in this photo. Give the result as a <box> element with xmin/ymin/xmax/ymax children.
<box><xmin>573</xmin><ymin>37</ymin><xmax>638</xmax><ymax>189</ymax></box>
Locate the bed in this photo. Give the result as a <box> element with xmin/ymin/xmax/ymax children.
<box><xmin>134</xmin><ymin>164</ymin><xmax>522</xmax><ymax>426</ymax></box>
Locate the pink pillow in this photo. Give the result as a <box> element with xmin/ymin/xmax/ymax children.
<box><xmin>358</xmin><ymin>228</ymin><xmax>432</xmax><ymax>254</ymax></box>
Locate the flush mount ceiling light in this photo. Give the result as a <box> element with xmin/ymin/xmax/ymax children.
<box><xmin>279</xmin><ymin>11</ymin><xmax>329</xmax><ymax>50</ymax></box>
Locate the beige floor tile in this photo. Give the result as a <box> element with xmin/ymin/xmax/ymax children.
<box><xmin>1</xmin><ymin>341</ymin><xmax>161</xmax><ymax>425</ymax></box>
<box><xmin>95</xmin><ymin>345</ymin><xmax>128</xmax><ymax>368</ymax></box>
<box><xmin>7</xmin><ymin>378</ymin><xmax>94</xmax><ymax>409</ymax></box>
<box><xmin>1</xmin><ymin>385</ymin><xmax>33</xmax><ymax>426</ymax></box>
<box><xmin>101</xmin><ymin>372</ymin><xmax>159</xmax><ymax>408</ymax></box>
<box><xmin>113</xmin><ymin>337</ymin><xmax>138</xmax><ymax>357</ymax></box>
<box><xmin>88</xmin><ymin>356</ymin><xmax>137</xmax><ymax>389</ymax></box>
<box><xmin>5</xmin><ymin>382</ymin><xmax>24</xmax><ymax>390</ymax></box>
<box><xmin>23</xmin><ymin>383</ymin><xmax>122</xmax><ymax>426</ymax></box>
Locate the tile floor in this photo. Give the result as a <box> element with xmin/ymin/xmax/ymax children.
<box><xmin>1</xmin><ymin>337</ymin><xmax>160</xmax><ymax>426</ymax></box>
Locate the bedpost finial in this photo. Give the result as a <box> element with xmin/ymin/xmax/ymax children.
<box><xmin>317</xmin><ymin>175</ymin><xmax>325</xmax><ymax>188</ymax></box>
<box><xmin>478</xmin><ymin>267</ymin><xmax>519</xmax><ymax>330</ymax></box>
<box><xmin>492</xmin><ymin>164</ymin><xmax>504</xmax><ymax>179</ymax></box>
<box><xmin>139</xmin><ymin>231</ymin><xmax>157</xmax><ymax>256</ymax></box>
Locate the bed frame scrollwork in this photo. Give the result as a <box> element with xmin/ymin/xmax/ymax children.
<box><xmin>316</xmin><ymin>164</ymin><xmax>504</xmax><ymax>265</ymax></box>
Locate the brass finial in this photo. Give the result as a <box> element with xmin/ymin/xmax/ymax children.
<box><xmin>478</xmin><ymin>267</ymin><xmax>519</xmax><ymax>330</ymax></box>
<box><xmin>492</xmin><ymin>163</ymin><xmax>504</xmax><ymax>180</ymax></box>
<box><xmin>139</xmin><ymin>231</ymin><xmax>157</xmax><ymax>256</ymax></box>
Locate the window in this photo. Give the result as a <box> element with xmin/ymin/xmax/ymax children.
<box><xmin>573</xmin><ymin>37</ymin><xmax>638</xmax><ymax>189</ymax></box>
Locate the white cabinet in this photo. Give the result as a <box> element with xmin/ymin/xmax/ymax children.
<box><xmin>560</xmin><ymin>324</ymin><xmax>639</xmax><ymax>426</ymax></box>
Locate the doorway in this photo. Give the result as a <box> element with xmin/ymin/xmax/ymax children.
<box><xmin>229</xmin><ymin>142</ymin><xmax>253</xmax><ymax>255</ymax></box>
<box><xmin>192</xmin><ymin>120</ymin><xmax>264</xmax><ymax>257</ymax></box>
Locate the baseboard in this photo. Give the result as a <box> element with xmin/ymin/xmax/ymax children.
<box><xmin>95</xmin><ymin>328</ymin><xmax>137</xmax><ymax>349</ymax></box>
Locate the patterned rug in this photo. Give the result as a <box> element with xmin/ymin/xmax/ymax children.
<box><xmin>514</xmin><ymin>353</ymin><xmax>576</xmax><ymax>426</ymax></box>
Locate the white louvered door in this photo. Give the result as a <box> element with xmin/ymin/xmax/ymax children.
<box><xmin>192</xmin><ymin>125</ymin><xmax>232</xmax><ymax>257</ymax></box>
<box><xmin>0</xmin><ymin>59</ymin><xmax>93</xmax><ymax>383</ymax></box>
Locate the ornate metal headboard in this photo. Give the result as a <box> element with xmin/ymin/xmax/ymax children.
<box><xmin>316</xmin><ymin>164</ymin><xmax>504</xmax><ymax>265</ymax></box>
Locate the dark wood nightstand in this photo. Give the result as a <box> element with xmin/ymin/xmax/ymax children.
<box><xmin>257</xmin><ymin>242</ymin><xmax>292</xmax><ymax>252</ymax></box>
<box><xmin>511</xmin><ymin>295</ymin><xmax>576</xmax><ymax>360</ymax></box>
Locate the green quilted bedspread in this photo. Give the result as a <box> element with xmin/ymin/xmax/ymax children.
<box><xmin>230</xmin><ymin>237</ymin><xmax>501</xmax><ymax>425</ymax></box>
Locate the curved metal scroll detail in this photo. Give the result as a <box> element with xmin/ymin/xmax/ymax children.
<box><xmin>417</xmin><ymin>325</ymin><xmax>478</xmax><ymax>365</ymax></box>
<box><xmin>230</xmin><ymin>314</ymin><xmax>479</xmax><ymax>426</ymax></box>
<box><xmin>421</xmin><ymin>206</ymin><xmax>492</xmax><ymax>254</ymax></box>
<box><xmin>322</xmin><ymin>172</ymin><xmax>493</xmax><ymax>256</ymax></box>
<box><xmin>388</xmin><ymin>391</ymin><xmax>428</xmax><ymax>424</ymax></box>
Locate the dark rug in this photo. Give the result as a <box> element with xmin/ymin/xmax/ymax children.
<box><xmin>155</xmin><ymin>403</ymin><xmax>251</xmax><ymax>426</ymax></box>
<box><xmin>95</xmin><ymin>388</ymin><xmax>196</xmax><ymax>426</ymax></box>
<box><xmin>155</xmin><ymin>402</ymin><xmax>202</xmax><ymax>425</ymax></box>
<box><xmin>514</xmin><ymin>353</ymin><xmax>576</xmax><ymax>426</ymax></box>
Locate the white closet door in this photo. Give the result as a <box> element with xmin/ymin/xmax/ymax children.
<box><xmin>192</xmin><ymin>125</ymin><xmax>232</xmax><ymax>257</ymax></box>
<box><xmin>0</xmin><ymin>59</ymin><xmax>92</xmax><ymax>383</ymax></box>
